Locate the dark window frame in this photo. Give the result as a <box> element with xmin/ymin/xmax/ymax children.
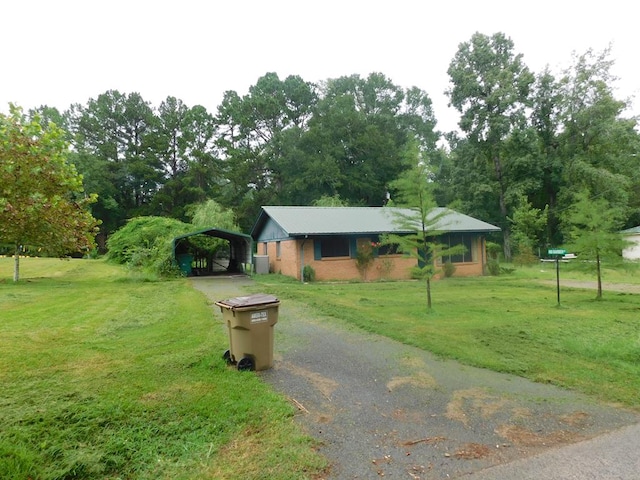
<box><xmin>316</xmin><ymin>236</ymin><xmax>351</xmax><ymax>259</ymax></box>
<box><xmin>440</xmin><ymin>233</ymin><xmax>474</xmax><ymax>263</ymax></box>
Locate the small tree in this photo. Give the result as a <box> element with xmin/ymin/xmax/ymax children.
<box><xmin>0</xmin><ymin>105</ymin><xmax>99</xmax><ymax>281</ymax></box>
<box><xmin>355</xmin><ymin>241</ymin><xmax>378</xmax><ymax>281</ymax></box>
<box><xmin>384</xmin><ymin>142</ymin><xmax>465</xmax><ymax>312</ymax></box>
<box><xmin>562</xmin><ymin>190</ymin><xmax>628</xmax><ymax>299</ymax></box>
<box><xmin>186</xmin><ymin>199</ymin><xmax>238</xmax><ymax>231</ymax></box>
<box><xmin>312</xmin><ymin>194</ymin><xmax>348</xmax><ymax>207</ymax></box>
<box><xmin>186</xmin><ymin>199</ymin><xmax>240</xmax><ymax>268</ymax></box>
<box><xmin>510</xmin><ymin>195</ymin><xmax>549</xmax><ymax>264</ymax></box>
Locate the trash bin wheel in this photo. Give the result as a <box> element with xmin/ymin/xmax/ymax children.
<box><xmin>237</xmin><ymin>356</ymin><xmax>255</xmax><ymax>371</ymax></box>
<box><xmin>223</xmin><ymin>350</ymin><xmax>235</xmax><ymax>365</ymax></box>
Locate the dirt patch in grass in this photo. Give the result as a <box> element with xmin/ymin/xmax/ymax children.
<box><xmin>542</xmin><ymin>280</ymin><xmax>640</xmax><ymax>294</ymax></box>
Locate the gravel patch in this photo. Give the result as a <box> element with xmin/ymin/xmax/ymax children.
<box><xmin>191</xmin><ymin>276</ymin><xmax>639</xmax><ymax>479</ymax></box>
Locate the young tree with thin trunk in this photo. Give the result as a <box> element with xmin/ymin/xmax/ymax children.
<box><xmin>384</xmin><ymin>142</ymin><xmax>464</xmax><ymax>312</ymax></box>
<box><xmin>0</xmin><ymin>105</ymin><xmax>99</xmax><ymax>281</ymax></box>
<box><xmin>563</xmin><ymin>190</ymin><xmax>628</xmax><ymax>299</ymax></box>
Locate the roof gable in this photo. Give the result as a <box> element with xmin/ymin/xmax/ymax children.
<box><xmin>251</xmin><ymin>206</ymin><xmax>500</xmax><ymax>238</ymax></box>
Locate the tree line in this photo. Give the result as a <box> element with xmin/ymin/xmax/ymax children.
<box><xmin>23</xmin><ymin>32</ymin><xmax>640</xmax><ymax>259</ymax></box>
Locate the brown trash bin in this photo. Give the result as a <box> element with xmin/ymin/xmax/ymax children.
<box><xmin>215</xmin><ymin>293</ymin><xmax>280</xmax><ymax>371</ymax></box>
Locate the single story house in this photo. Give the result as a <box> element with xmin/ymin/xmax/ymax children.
<box><xmin>250</xmin><ymin>206</ymin><xmax>501</xmax><ymax>281</ymax></box>
<box><xmin>622</xmin><ymin>225</ymin><xmax>640</xmax><ymax>261</ymax></box>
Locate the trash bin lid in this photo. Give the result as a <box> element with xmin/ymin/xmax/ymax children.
<box><xmin>216</xmin><ymin>293</ymin><xmax>279</xmax><ymax>309</ymax></box>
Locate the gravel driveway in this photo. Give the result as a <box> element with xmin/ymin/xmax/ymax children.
<box><xmin>191</xmin><ymin>276</ymin><xmax>639</xmax><ymax>479</ymax></box>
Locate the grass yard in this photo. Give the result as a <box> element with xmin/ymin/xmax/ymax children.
<box><xmin>2</xmin><ymin>257</ymin><xmax>638</xmax><ymax>479</ymax></box>
<box><xmin>0</xmin><ymin>258</ymin><xmax>327</xmax><ymax>480</ymax></box>
<box><xmin>251</xmin><ymin>262</ymin><xmax>640</xmax><ymax>409</ymax></box>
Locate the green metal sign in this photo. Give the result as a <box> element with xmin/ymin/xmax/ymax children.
<box><xmin>547</xmin><ymin>248</ymin><xmax>567</xmax><ymax>255</ymax></box>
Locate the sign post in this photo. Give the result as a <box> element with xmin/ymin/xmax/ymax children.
<box><xmin>547</xmin><ymin>249</ymin><xmax>567</xmax><ymax>306</ymax></box>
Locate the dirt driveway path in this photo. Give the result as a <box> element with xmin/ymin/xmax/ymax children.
<box><xmin>191</xmin><ymin>277</ymin><xmax>639</xmax><ymax>479</ymax></box>
<box><xmin>543</xmin><ymin>279</ymin><xmax>640</xmax><ymax>295</ymax></box>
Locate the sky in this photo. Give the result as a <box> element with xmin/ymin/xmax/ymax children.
<box><xmin>2</xmin><ymin>0</ymin><xmax>638</xmax><ymax>133</ymax></box>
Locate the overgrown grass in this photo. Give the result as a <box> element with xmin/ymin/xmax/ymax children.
<box><xmin>252</xmin><ymin>263</ymin><xmax>640</xmax><ymax>408</ymax></box>
<box><xmin>0</xmin><ymin>258</ymin><xmax>327</xmax><ymax>480</ymax></box>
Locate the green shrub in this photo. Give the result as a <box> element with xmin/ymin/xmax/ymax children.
<box><xmin>303</xmin><ymin>265</ymin><xmax>316</xmax><ymax>282</ymax></box>
<box><xmin>355</xmin><ymin>242</ymin><xmax>377</xmax><ymax>281</ymax></box>
<box><xmin>513</xmin><ymin>246</ymin><xmax>538</xmax><ymax>266</ymax></box>
<box><xmin>487</xmin><ymin>258</ymin><xmax>501</xmax><ymax>276</ymax></box>
<box><xmin>442</xmin><ymin>261</ymin><xmax>456</xmax><ymax>278</ymax></box>
<box><xmin>106</xmin><ymin>217</ymin><xmax>191</xmax><ymax>276</ymax></box>
<box><xmin>486</xmin><ymin>242</ymin><xmax>502</xmax><ymax>260</ymax></box>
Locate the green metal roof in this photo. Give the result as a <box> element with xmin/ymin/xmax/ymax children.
<box><xmin>252</xmin><ymin>206</ymin><xmax>500</xmax><ymax>237</ymax></box>
<box><xmin>173</xmin><ymin>227</ymin><xmax>252</xmax><ymax>242</ymax></box>
<box><xmin>622</xmin><ymin>225</ymin><xmax>640</xmax><ymax>234</ymax></box>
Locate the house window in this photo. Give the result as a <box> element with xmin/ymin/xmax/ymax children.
<box><xmin>440</xmin><ymin>234</ymin><xmax>474</xmax><ymax>263</ymax></box>
<box><xmin>262</xmin><ymin>242</ymin><xmax>268</xmax><ymax>255</ymax></box>
<box><xmin>276</xmin><ymin>241</ymin><xmax>281</xmax><ymax>259</ymax></box>
<box><xmin>319</xmin><ymin>236</ymin><xmax>350</xmax><ymax>258</ymax></box>
<box><xmin>378</xmin><ymin>243</ymin><xmax>400</xmax><ymax>256</ymax></box>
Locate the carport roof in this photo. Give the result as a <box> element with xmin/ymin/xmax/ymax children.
<box><xmin>173</xmin><ymin>227</ymin><xmax>252</xmax><ymax>242</ymax></box>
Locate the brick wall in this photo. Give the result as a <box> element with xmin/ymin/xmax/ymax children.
<box><xmin>260</xmin><ymin>236</ymin><xmax>487</xmax><ymax>281</ymax></box>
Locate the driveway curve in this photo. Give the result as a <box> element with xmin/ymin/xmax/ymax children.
<box><xmin>191</xmin><ymin>276</ymin><xmax>639</xmax><ymax>479</ymax></box>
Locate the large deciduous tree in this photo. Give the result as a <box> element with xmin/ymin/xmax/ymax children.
<box><xmin>214</xmin><ymin>73</ymin><xmax>318</xmax><ymax>230</ymax></box>
<box><xmin>555</xmin><ymin>48</ymin><xmax>640</xmax><ymax>227</ymax></box>
<box><xmin>447</xmin><ymin>32</ymin><xmax>535</xmax><ymax>260</ymax></box>
<box><xmin>150</xmin><ymin>99</ymin><xmax>220</xmax><ymax>220</ymax></box>
<box><xmin>529</xmin><ymin>67</ymin><xmax>564</xmax><ymax>246</ymax></box>
<box><xmin>68</xmin><ymin>90</ymin><xmax>162</xmax><ymax>237</ymax></box>
<box><xmin>297</xmin><ymin>73</ymin><xmax>438</xmax><ymax>207</ymax></box>
<box><xmin>0</xmin><ymin>105</ymin><xmax>99</xmax><ymax>281</ymax></box>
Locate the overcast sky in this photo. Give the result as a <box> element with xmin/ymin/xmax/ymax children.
<box><xmin>2</xmin><ymin>0</ymin><xmax>637</xmax><ymax>133</ymax></box>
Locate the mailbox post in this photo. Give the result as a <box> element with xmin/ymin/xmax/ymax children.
<box><xmin>547</xmin><ymin>248</ymin><xmax>567</xmax><ymax>306</ymax></box>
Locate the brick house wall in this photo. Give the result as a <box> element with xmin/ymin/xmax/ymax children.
<box><xmin>258</xmin><ymin>235</ymin><xmax>487</xmax><ymax>281</ymax></box>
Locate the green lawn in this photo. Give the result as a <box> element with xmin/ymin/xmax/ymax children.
<box><xmin>2</xmin><ymin>257</ymin><xmax>638</xmax><ymax>479</ymax></box>
<box><xmin>251</xmin><ymin>262</ymin><xmax>640</xmax><ymax>408</ymax></box>
<box><xmin>0</xmin><ymin>258</ymin><xmax>327</xmax><ymax>480</ymax></box>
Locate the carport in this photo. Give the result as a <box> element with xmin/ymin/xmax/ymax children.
<box><xmin>172</xmin><ymin>228</ymin><xmax>252</xmax><ymax>276</ymax></box>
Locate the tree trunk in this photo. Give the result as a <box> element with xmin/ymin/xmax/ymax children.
<box><xmin>13</xmin><ymin>243</ymin><xmax>20</xmax><ymax>282</ymax></box>
<box><xmin>426</xmin><ymin>277</ymin><xmax>432</xmax><ymax>312</ymax></box>
<box><xmin>502</xmin><ymin>227</ymin><xmax>512</xmax><ymax>262</ymax></box>
<box><xmin>493</xmin><ymin>153</ymin><xmax>512</xmax><ymax>261</ymax></box>
<box><xmin>596</xmin><ymin>250</ymin><xmax>602</xmax><ymax>299</ymax></box>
